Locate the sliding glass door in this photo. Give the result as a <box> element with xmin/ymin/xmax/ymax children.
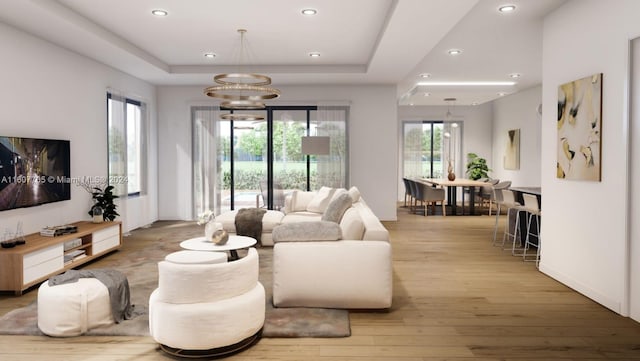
<box><xmin>193</xmin><ymin>105</ymin><xmax>348</xmax><ymax>216</ymax></box>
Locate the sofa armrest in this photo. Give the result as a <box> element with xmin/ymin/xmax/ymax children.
<box><xmin>273</xmin><ymin>240</ymin><xmax>392</xmax><ymax>309</ymax></box>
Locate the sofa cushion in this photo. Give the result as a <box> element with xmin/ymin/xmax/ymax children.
<box><xmin>281</xmin><ymin>212</ymin><xmax>322</xmax><ymax>224</ymax></box>
<box><xmin>273</xmin><ymin>221</ymin><xmax>342</xmax><ymax>242</ymax></box>
<box><xmin>321</xmin><ymin>193</ymin><xmax>353</xmax><ymax>223</ymax></box>
<box><xmin>306</xmin><ymin>186</ymin><xmax>336</xmax><ymax>213</ymax></box>
<box><xmin>340</xmin><ymin>207</ymin><xmax>365</xmax><ymax>240</ymax></box>
<box><xmin>289</xmin><ymin>191</ymin><xmax>316</xmax><ymax>212</ymax></box>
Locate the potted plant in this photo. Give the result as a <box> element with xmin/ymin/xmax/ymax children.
<box><xmin>465</xmin><ymin>152</ymin><xmax>491</xmax><ymax>180</ymax></box>
<box><xmin>88</xmin><ymin>185</ymin><xmax>119</xmax><ymax>221</ymax></box>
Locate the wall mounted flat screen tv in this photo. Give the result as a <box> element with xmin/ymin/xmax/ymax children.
<box><xmin>0</xmin><ymin>136</ymin><xmax>71</xmax><ymax>211</ymax></box>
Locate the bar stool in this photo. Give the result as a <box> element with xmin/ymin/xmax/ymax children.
<box><xmin>492</xmin><ymin>189</ymin><xmax>521</xmax><ymax>246</ymax></box>
<box><xmin>522</xmin><ymin>193</ymin><xmax>542</xmax><ymax>267</ymax></box>
<box><xmin>503</xmin><ymin>195</ymin><xmax>532</xmax><ymax>255</ymax></box>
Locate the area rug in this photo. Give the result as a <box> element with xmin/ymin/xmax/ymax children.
<box><xmin>0</xmin><ymin>221</ymin><xmax>350</xmax><ymax>338</ymax></box>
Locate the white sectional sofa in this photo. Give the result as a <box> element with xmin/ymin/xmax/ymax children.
<box><xmin>217</xmin><ymin>186</ymin><xmax>393</xmax><ymax>309</ymax></box>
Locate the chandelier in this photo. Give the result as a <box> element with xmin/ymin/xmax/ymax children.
<box><xmin>204</xmin><ymin>29</ymin><xmax>281</xmax><ymax>120</ymax></box>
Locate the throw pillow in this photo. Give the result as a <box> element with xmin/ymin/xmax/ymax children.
<box><xmin>348</xmin><ymin>186</ymin><xmax>361</xmax><ymax>203</ymax></box>
<box><xmin>272</xmin><ymin>221</ymin><xmax>342</xmax><ymax>242</ymax></box>
<box><xmin>321</xmin><ymin>193</ymin><xmax>353</xmax><ymax>223</ymax></box>
<box><xmin>329</xmin><ymin>188</ymin><xmax>347</xmax><ymax>203</ymax></box>
<box><xmin>306</xmin><ymin>186</ymin><xmax>336</xmax><ymax>213</ymax></box>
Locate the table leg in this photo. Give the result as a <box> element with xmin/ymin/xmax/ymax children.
<box><xmin>469</xmin><ymin>186</ymin><xmax>476</xmax><ymax>215</ymax></box>
<box><xmin>449</xmin><ymin>186</ymin><xmax>458</xmax><ymax>215</ymax></box>
<box><xmin>229</xmin><ymin>250</ymin><xmax>239</xmax><ymax>261</ymax></box>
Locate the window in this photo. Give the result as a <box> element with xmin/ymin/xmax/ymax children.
<box><xmin>107</xmin><ymin>93</ymin><xmax>147</xmax><ymax>197</ymax></box>
<box><xmin>403</xmin><ymin>120</ymin><xmax>461</xmax><ymax>179</ymax></box>
<box><xmin>404</xmin><ymin>121</ymin><xmax>444</xmax><ymax>179</ymax></box>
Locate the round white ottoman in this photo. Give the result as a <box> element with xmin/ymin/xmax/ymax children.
<box><xmin>37</xmin><ymin>278</ymin><xmax>113</xmax><ymax>337</ymax></box>
<box><xmin>149</xmin><ymin>247</ymin><xmax>265</xmax><ymax>357</ymax></box>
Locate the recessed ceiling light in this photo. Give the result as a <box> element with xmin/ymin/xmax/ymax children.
<box><xmin>309</xmin><ymin>52</ymin><xmax>321</xmax><ymax>58</ymax></box>
<box><xmin>448</xmin><ymin>49</ymin><xmax>462</xmax><ymax>55</ymax></box>
<box><xmin>420</xmin><ymin>73</ymin><xmax>431</xmax><ymax>78</ymax></box>
<box><xmin>498</xmin><ymin>92</ymin><xmax>507</xmax><ymax>96</ymax></box>
<box><xmin>204</xmin><ymin>53</ymin><xmax>216</xmax><ymax>59</ymax></box>
<box><xmin>151</xmin><ymin>9</ymin><xmax>168</xmax><ymax>16</ymax></box>
<box><xmin>423</xmin><ymin>92</ymin><xmax>431</xmax><ymax>97</ymax></box>
<box><xmin>471</xmin><ymin>102</ymin><xmax>479</xmax><ymax>106</ymax></box>
<box><xmin>301</xmin><ymin>8</ymin><xmax>317</xmax><ymax>15</ymax></box>
<box><xmin>498</xmin><ymin>5</ymin><xmax>516</xmax><ymax>13</ymax></box>
<box><xmin>409</xmin><ymin>103</ymin><xmax>414</xmax><ymax>106</ymax></box>
<box><xmin>509</xmin><ymin>73</ymin><xmax>521</xmax><ymax>78</ymax></box>
<box><xmin>418</xmin><ymin>81</ymin><xmax>516</xmax><ymax>86</ymax></box>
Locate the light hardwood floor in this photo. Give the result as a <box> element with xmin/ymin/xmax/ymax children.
<box><xmin>2</xmin><ymin>207</ymin><xmax>640</xmax><ymax>360</ymax></box>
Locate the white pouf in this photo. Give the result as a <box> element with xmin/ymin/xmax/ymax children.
<box><xmin>37</xmin><ymin>278</ymin><xmax>113</xmax><ymax>337</ymax></box>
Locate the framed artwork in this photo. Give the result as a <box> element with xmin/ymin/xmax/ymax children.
<box><xmin>557</xmin><ymin>73</ymin><xmax>602</xmax><ymax>181</ymax></box>
<box><xmin>504</xmin><ymin>129</ymin><xmax>520</xmax><ymax>170</ymax></box>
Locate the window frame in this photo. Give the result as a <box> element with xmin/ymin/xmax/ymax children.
<box><xmin>107</xmin><ymin>93</ymin><xmax>147</xmax><ymax>198</ymax></box>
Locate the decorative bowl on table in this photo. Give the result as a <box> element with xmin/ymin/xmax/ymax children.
<box><xmin>205</xmin><ymin>221</ymin><xmax>229</xmax><ymax>245</ymax></box>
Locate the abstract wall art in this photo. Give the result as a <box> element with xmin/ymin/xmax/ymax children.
<box><xmin>557</xmin><ymin>73</ymin><xmax>602</xmax><ymax>181</ymax></box>
<box><xmin>504</xmin><ymin>129</ymin><xmax>520</xmax><ymax>170</ymax></box>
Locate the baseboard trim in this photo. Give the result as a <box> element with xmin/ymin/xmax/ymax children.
<box><xmin>539</xmin><ymin>262</ymin><xmax>622</xmax><ymax>314</ymax></box>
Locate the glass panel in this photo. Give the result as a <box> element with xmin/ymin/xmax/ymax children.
<box><xmin>403</xmin><ymin>122</ymin><xmax>422</xmax><ymax>178</ymax></box>
<box><xmin>403</xmin><ymin>121</ymin><xmax>445</xmax><ymax>179</ymax></box>
<box><xmin>229</xmin><ymin>111</ymin><xmax>267</xmax><ymax>210</ymax></box>
<box><xmin>107</xmin><ymin>96</ymin><xmax>126</xmax><ymax>197</ymax></box>
<box><xmin>126</xmin><ymin>102</ymin><xmax>141</xmax><ymax>195</ymax></box>
<box><xmin>192</xmin><ymin>107</ymin><xmax>220</xmax><ymax>217</ymax></box>
<box><xmin>432</xmin><ymin>123</ymin><xmax>445</xmax><ymax>178</ymax></box>
<box><xmin>273</xmin><ymin>110</ymin><xmax>306</xmax><ymax>207</ymax></box>
<box><xmin>314</xmin><ymin>107</ymin><xmax>348</xmax><ymax>189</ymax></box>
<box><xmin>443</xmin><ymin>122</ymin><xmax>461</xmax><ymax>177</ymax></box>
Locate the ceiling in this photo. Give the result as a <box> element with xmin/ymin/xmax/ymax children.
<box><xmin>0</xmin><ymin>0</ymin><xmax>566</xmax><ymax>106</ymax></box>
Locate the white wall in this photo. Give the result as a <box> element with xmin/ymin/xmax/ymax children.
<box><xmin>397</xmin><ymin>103</ymin><xmax>494</xmax><ymax>200</ymax></box>
<box><xmin>491</xmin><ymin>86</ymin><xmax>542</xmax><ymax>187</ymax></box>
<box><xmin>542</xmin><ymin>0</ymin><xmax>640</xmax><ymax>315</ymax></box>
<box><xmin>0</xmin><ymin>22</ymin><xmax>158</xmax><ymax>235</ymax></box>
<box><xmin>157</xmin><ymin>84</ymin><xmax>398</xmax><ymax>221</ymax></box>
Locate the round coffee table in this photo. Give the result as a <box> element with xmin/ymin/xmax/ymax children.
<box><xmin>180</xmin><ymin>235</ymin><xmax>257</xmax><ymax>260</ymax></box>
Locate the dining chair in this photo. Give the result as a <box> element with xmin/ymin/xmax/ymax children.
<box><xmin>407</xmin><ymin>179</ymin><xmax>419</xmax><ymax>214</ymax></box>
<box><xmin>402</xmin><ymin>178</ymin><xmax>412</xmax><ymax>208</ymax></box>
<box><xmin>414</xmin><ymin>181</ymin><xmax>446</xmax><ymax>216</ymax></box>
<box><xmin>477</xmin><ymin>178</ymin><xmax>500</xmax><ymax>214</ymax></box>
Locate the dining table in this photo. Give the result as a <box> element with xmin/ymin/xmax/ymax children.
<box><xmin>420</xmin><ymin>178</ymin><xmax>490</xmax><ymax>215</ymax></box>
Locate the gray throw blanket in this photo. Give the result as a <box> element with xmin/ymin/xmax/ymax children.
<box><xmin>235</xmin><ymin>208</ymin><xmax>266</xmax><ymax>246</ymax></box>
<box><xmin>48</xmin><ymin>269</ymin><xmax>133</xmax><ymax>323</ymax></box>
